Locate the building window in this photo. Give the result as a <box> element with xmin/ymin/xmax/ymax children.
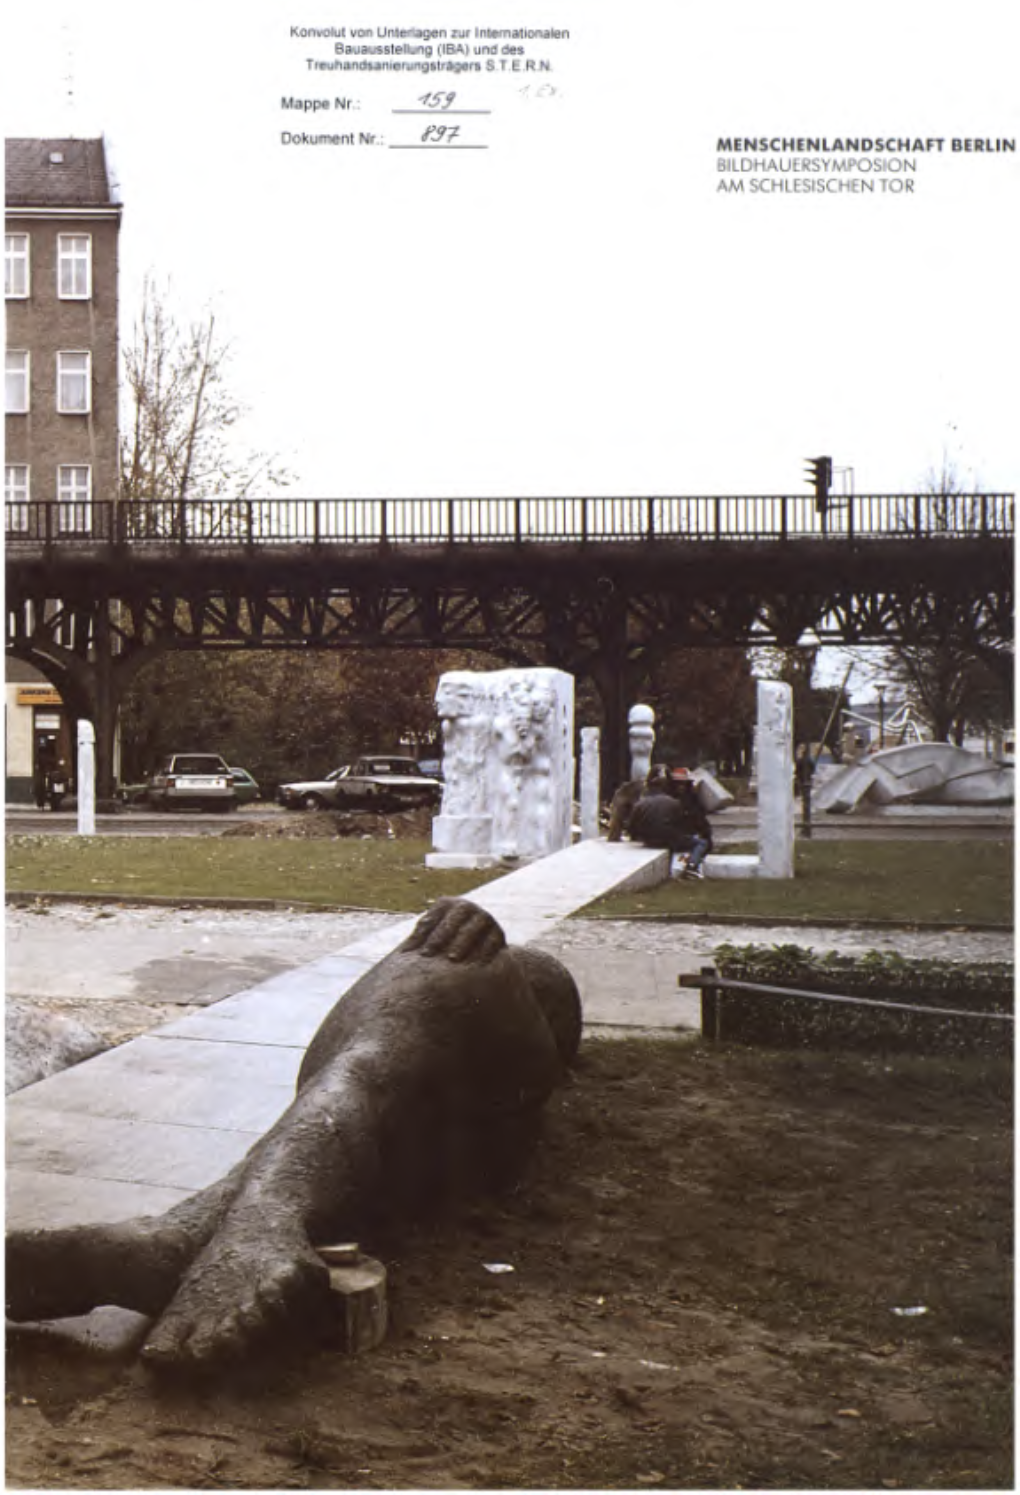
<box><xmin>5</xmin><ymin>465</ymin><xmax>30</xmax><ymax>532</ymax></box>
<box><xmin>57</xmin><ymin>234</ymin><xmax>91</xmax><ymax>299</ymax></box>
<box><xmin>5</xmin><ymin>234</ymin><xmax>30</xmax><ymax>298</ymax></box>
<box><xmin>57</xmin><ymin>465</ymin><xmax>91</xmax><ymax>532</ymax></box>
<box><xmin>6</xmin><ymin>350</ymin><xmax>30</xmax><ymax>413</ymax></box>
<box><xmin>57</xmin><ymin>351</ymin><xmax>92</xmax><ymax>414</ymax></box>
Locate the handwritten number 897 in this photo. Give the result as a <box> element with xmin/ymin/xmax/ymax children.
<box><xmin>422</xmin><ymin>124</ymin><xmax>461</xmax><ymax>144</ymax></box>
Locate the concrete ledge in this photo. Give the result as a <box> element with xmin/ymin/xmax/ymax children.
<box><xmin>605</xmin><ymin>848</ymin><xmax>671</xmax><ymax>892</ymax></box>
<box><xmin>705</xmin><ymin>854</ymin><xmax>761</xmax><ymax>879</ymax></box>
<box><xmin>425</xmin><ymin>852</ymin><xmax>503</xmax><ymax>870</ymax></box>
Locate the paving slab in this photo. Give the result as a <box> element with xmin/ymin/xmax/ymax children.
<box><xmin>6</xmin><ymin>841</ymin><xmax>669</xmax><ymax>1231</ymax></box>
<box><xmin>11</xmin><ymin>1036</ymin><xmax>300</xmax><ymax>1129</ymax></box>
<box><xmin>6</xmin><ymin>1169</ymin><xmax>191</xmax><ymax>1229</ymax></box>
<box><xmin>546</xmin><ymin>947</ymin><xmax>700</xmax><ymax>1030</ymax></box>
<box><xmin>466</xmin><ymin>841</ymin><xmax>671</xmax><ymax>943</ymax></box>
<box><xmin>7</xmin><ymin>1106</ymin><xmax>261</xmax><ymax>1196</ymax></box>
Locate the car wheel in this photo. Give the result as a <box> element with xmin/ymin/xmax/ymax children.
<box><xmin>302</xmin><ymin>793</ymin><xmax>325</xmax><ymax>811</ymax></box>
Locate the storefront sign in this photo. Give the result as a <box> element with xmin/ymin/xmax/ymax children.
<box><xmin>17</xmin><ymin>686</ymin><xmax>62</xmax><ymax>707</ymax></box>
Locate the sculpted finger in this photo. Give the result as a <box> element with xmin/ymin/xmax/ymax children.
<box><xmin>184</xmin><ymin>1313</ymin><xmax>248</xmax><ymax>1365</ymax></box>
<box><xmin>141</xmin><ymin>1309</ymin><xmax>196</xmax><ymax>1366</ymax></box>
<box><xmin>420</xmin><ymin>898</ymin><xmax>475</xmax><ymax>957</ymax></box>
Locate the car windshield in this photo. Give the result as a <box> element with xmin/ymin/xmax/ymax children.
<box><xmin>172</xmin><ymin>756</ymin><xmax>228</xmax><ymax>774</ymax></box>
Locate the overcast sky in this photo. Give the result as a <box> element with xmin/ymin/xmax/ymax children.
<box><xmin>5</xmin><ymin>0</ymin><xmax>1019</xmax><ymax>500</ymax></box>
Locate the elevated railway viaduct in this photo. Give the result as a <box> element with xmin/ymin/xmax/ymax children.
<box><xmin>6</xmin><ymin>492</ymin><xmax>1013</xmax><ymax>797</ymax></box>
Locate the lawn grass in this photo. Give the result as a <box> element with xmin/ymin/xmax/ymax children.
<box><xmin>4</xmin><ymin>832</ymin><xmax>1014</xmax><ymax>926</ymax></box>
<box><xmin>4</xmin><ymin>835</ymin><xmax>504</xmax><ymax>912</ymax></box>
<box><xmin>583</xmin><ymin>836</ymin><xmax>1015</xmax><ymax>925</ymax></box>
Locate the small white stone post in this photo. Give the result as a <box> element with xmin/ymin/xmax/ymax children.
<box><xmin>77</xmin><ymin>719</ymin><xmax>96</xmax><ymax>837</ymax></box>
<box><xmin>579</xmin><ymin>726</ymin><xmax>601</xmax><ymax>840</ymax></box>
<box><xmin>628</xmin><ymin>704</ymin><xmax>655</xmax><ymax>782</ymax></box>
<box><xmin>756</xmin><ymin>680</ymin><xmax>794</xmax><ymax>878</ymax></box>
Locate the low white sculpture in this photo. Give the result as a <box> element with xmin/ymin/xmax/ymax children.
<box><xmin>428</xmin><ymin>667</ymin><xmax>575</xmax><ymax>868</ymax></box>
<box><xmin>815</xmin><ymin>742</ymin><xmax>1015</xmax><ymax>814</ymax></box>
<box><xmin>676</xmin><ymin>681</ymin><xmax>794</xmax><ymax>882</ymax></box>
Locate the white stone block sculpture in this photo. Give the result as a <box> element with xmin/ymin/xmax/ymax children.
<box><xmin>428</xmin><ymin>667</ymin><xmax>575</xmax><ymax>869</ymax></box>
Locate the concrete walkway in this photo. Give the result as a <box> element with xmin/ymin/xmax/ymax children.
<box><xmin>6</xmin><ymin>841</ymin><xmax>670</xmax><ymax>1233</ymax></box>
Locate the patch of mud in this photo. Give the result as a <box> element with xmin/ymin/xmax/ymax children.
<box><xmin>221</xmin><ymin>807</ymin><xmax>434</xmax><ymax>840</ymax></box>
<box><xmin>5</xmin><ymin>1041</ymin><xmax>1012</xmax><ymax>1490</ymax></box>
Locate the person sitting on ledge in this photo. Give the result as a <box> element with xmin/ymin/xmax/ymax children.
<box><xmin>628</xmin><ymin>766</ymin><xmax>714</xmax><ymax>880</ymax></box>
<box><xmin>6</xmin><ymin>898</ymin><xmax>582</xmax><ymax>1371</ymax></box>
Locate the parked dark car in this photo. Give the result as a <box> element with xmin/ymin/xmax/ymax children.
<box><xmin>115</xmin><ymin>779</ymin><xmax>151</xmax><ymax>807</ymax></box>
<box><xmin>229</xmin><ymin>767</ymin><xmax>261</xmax><ymax>804</ymax></box>
<box><xmin>277</xmin><ymin>756</ymin><xmax>441</xmax><ymax>812</ymax></box>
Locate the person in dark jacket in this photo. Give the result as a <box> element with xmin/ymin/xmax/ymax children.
<box><xmin>628</xmin><ymin>767</ymin><xmax>713</xmax><ymax>879</ymax></box>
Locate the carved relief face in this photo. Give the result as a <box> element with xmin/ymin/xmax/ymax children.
<box><xmin>506</xmin><ymin>677</ymin><xmax>554</xmax><ymax>720</ymax></box>
<box><xmin>436</xmin><ymin>678</ymin><xmax>480</xmax><ymax>720</ymax></box>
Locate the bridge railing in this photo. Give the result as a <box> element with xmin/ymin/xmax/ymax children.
<box><xmin>4</xmin><ymin>493</ymin><xmax>1014</xmax><ymax>548</ymax></box>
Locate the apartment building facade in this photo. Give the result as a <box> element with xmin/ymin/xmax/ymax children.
<box><xmin>5</xmin><ymin>136</ymin><xmax>122</xmax><ymax>801</ymax></box>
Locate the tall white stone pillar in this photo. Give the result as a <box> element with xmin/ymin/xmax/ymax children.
<box><xmin>77</xmin><ymin>719</ymin><xmax>96</xmax><ymax>837</ymax></box>
<box><xmin>579</xmin><ymin>727</ymin><xmax>601</xmax><ymax>840</ymax></box>
<box><xmin>756</xmin><ymin>680</ymin><xmax>794</xmax><ymax>879</ymax></box>
<box><xmin>628</xmin><ymin>704</ymin><xmax>655</xmax><ymax>782</ymax></box>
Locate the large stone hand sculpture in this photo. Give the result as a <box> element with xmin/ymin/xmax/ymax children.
<box><xmin>6</xmin><ymin>899</ymin><xmax>582</xmax><ymax>1370</ymax></box>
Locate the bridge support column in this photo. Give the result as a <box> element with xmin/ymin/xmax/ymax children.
<box><xmin>588</xmin><ymin>654</ymin><xmax>635</xmax><ymax>799</ymax></box>
<box><xmin>90</xmin><ymin>605</ymin><xmax>120</xmax><ymax>804</ymax></box>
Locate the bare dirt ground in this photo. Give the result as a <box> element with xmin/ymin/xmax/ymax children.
<box><xmin>6</xmin><ymin>1038</ymin><xmax>1012</xmax><ymax>1491</ymax></box>
<box><xmin>220</xmin><ymin>806</ymin><xmax>436</xmax><ymax>840</ymax></box>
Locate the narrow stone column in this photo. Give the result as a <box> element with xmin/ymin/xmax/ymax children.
<box><xmin>579</xmin><ymin>726</ymin><xmax>601</xmax><ymax>840</ymax></box>
<box><xmin>76</xmin><ymin>719</ymin><xmax>96</xmax><ymax>837</ymax></box>
<box><xmin>628</xmin><ymin>704</ymin><xmax>655</xmax><ymax>782</ymax></box>
<box><xmin>756</xmin><ymin>681</ymin><xmax>794</xmax><ymax>878</ymax></box>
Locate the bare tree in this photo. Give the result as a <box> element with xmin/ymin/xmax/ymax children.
<box><xmin>120</xmin><ymin>279</ymin><xmax>290</xmax><ymax>537</ymax></box>
<box><xmin>855</xmin><ymin>458</ymin><xmax>1013</xmax><ymax>744</ymax></box>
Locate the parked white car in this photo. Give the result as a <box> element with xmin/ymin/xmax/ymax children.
<box><xmin>148</xmin><ymin>753</ymin><xmax>237</xmax><ymax>812</ymax></box>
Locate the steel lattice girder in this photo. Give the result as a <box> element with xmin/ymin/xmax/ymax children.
<box><xmin>6</xmin><ymin>534</ymin><xmax>1012</xmax><ymax>663</ymax></box>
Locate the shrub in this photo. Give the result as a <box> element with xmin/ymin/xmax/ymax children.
<box><xmin>701</xmin><ymin>944</ymin><xmax>1014</xmax><ymax>1055</ymax></box>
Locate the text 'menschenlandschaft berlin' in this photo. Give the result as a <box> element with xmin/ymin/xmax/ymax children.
<box><xmin>717</xmin><ymin>137</ymin><xmax>1015</xmax><ymax>153</ymax></box>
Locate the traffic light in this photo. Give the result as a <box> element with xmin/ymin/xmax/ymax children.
<box><xmin>804</xmin><ymin>455</ymin><xmax>833</xmax><ymax>514</ymax></box>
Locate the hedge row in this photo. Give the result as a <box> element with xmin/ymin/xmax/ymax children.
<box><xmin>704</xmin><ymin>944</ymin><xmax>1015</xmax><ymax>1055</ymax></box>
